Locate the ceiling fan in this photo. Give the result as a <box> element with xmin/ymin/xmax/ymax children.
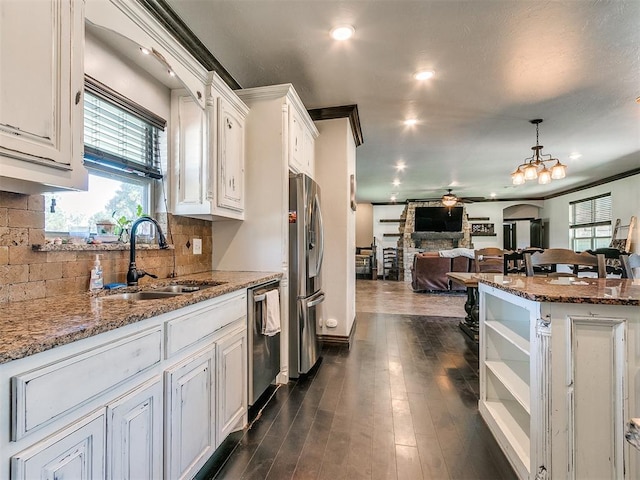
<box><xmin>409</xmin><ymin>189</ymin><xmax>485</xmax><ymax>205</ymax></box>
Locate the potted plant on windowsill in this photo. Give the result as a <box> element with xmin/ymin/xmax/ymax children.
<box><xmin>113</xmin><ymin>204</ymin><xmax>144</xmax><ymax>243</ymax></box>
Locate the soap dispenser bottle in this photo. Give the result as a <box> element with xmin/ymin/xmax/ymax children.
<box><xmin>89</xmin><ymin>255</ymin><xmax>104</xmax><ymax>291</ymax></box>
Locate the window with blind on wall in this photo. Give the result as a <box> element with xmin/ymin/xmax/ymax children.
<box><xmin>45</xmin><ymin>76</ymin><xmax>167</xmax><ymax>235</ymax></box>
<box><xmin>569</xmin><ymin>193</ymin><xmax>612</xmax><ymax>251</ymax></box>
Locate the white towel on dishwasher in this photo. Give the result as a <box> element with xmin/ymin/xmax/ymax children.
<box><xmin>262</xmin><ymin>289</ymin><xmax>281</xmax><ymax>336</ymax></box>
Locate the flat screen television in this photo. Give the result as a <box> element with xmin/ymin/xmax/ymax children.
<box><xmin>414</xmin><ymin>207</ymin><xmax>463</xmax><ymax>232</ymax></box>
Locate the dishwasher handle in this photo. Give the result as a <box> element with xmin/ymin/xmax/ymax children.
<box><xmin>252</xmin><ymin>282</ymin><xmax>280</xmax><ymax>303</ymax></box>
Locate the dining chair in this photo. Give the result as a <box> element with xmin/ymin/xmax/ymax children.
<box><xmin>524</xmin><ymin>248</ymin><xmax>606</xmax><ymax>278</ymax></box>
<box><xmin>584</xmin><ymin>247</ymin><xmax>630</xmax><ymax>277</ymax></box>
<box><xmin>474</xmin><ymin>247</ymin><xmax>504</xmax><ymax>273</ymax></box>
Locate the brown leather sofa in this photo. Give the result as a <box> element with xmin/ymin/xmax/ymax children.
<box><xmin>410</xmin><ymin>252</ymin><xmax>473</xmax><ymax>292</ymax></box>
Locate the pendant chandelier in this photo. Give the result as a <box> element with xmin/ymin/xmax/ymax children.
<box><xmin>511</xmin><ymin>119</ymin><xmax>567</xmax><ymax>185</ymax></box>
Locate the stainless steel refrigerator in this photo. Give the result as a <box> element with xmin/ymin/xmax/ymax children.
<box><xmin>289</xmin><ymin>173</ymin><xmax>325</xmax><ymax>377</ymax></box>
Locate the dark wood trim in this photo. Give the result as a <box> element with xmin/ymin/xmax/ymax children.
<box><xmin>468</xmin><ymin>217</ymin><xmax>490</xmax><ymax>221</ymax></box>
<box><xmin>544</xmin><ymin>168</ymin><xmax>640</xmax><ymax>200</ymax></box>
<box><xmin>137</xmin><ymin>0</ymin><xmax>241</xmax><ymax>90</ymax></box>
<box><xmin>471</xmin><ymin>233</ymin><xmax>497</xmax><ymax>237</ymax></box>
<box><xmin>319</xmin><ymin>317</ymin><xmax>357</xmax><ymax>348</ymax></box>
<box><xmin>379</xmin><ymin>218</ymin><xmax>404</xmax><ymax>223</ymax></box>
<box><xmin>383</xmin><ymin>233</ymin><xmax>402</xmax><ymax>237</ymax></box>
<box><xmin>308</xmin><ymin>105</ymin><xmax>364</xmax><ymax>147</ymax></box>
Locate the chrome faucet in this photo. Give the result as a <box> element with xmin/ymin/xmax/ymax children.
<box><xmin>127</xmin><ymin>216</ymin><xmax>169</xmax><ymax>286</ymax></box>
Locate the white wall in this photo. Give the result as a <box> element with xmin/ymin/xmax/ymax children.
<box><xmin>314</xmin><ymin>118</ymin><xmax>356</xmax><ymax>338</ymax></box>
<box><xmin>541</xmin><ymin>174</ymin><xmax>640</xmax><ymax>252</ymax></box>
<box><xmin>355</xmin><ymin>203</ymin><xmax>373</xmax><ymax>247</ymax></box>
<box><xmin>465</xmin><ymin>201</ymin><xmax>544</xmax><ymax>250</ymax></box>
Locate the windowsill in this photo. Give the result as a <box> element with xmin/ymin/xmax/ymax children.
<box><xmin>32</xmin><ymin>243</ymin><xmax>175</xmax><ymax>252</ymax></box>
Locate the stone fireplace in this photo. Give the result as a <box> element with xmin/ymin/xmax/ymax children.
<box><xmin>399</xmin><ymin>201</ymin><xmax>472</xmax><ymax>280</ymax></box>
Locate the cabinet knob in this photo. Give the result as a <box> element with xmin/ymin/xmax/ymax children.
<box><xmin>75</xmin><ymin>91</ymin><xmax>81</xmax><ymax>105</ymax></box>
<box><xmin>197</xmin><ymin>91</ymin><xmax>202</xmax><ymax>100</ymax></box>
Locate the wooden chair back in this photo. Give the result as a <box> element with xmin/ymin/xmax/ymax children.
<box><xmin>584</xmin><ymin>247</ymin><xmax>630</xmax><ymax>277</ymax></box>
<box><xmin>503</xmin><ymin>251</ymin><xmax>524</xmax><ymax>274</ymax></box>
<box><xmin>475</xmin><ymin>248</ymin><xmax>504</xmax><ymax>273</ymax></box>
<box><xmin>524</xmin><ymin>248</ymin><xmax>606</xmax><ymax>278</ymax></box>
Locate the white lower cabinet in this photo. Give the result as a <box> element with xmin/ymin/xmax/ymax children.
<box><xmin>479</xmin><ymin>283</ymin><xmax>640</xmax><ymax>479</ymax></box>
<box><xmin>216</xmin><ymin>325</ymin><xmax>247</xmax><ymax>445</ymax></box>
<box><xmin>107</xmin><ymin>378</ymin><xmax>163</xmax><ymax>480</ymax></box>
<box><xmin>11</xmin><ymin>409</ymin><xmax>106</xmax><ymax>480</ymax></box>
<box><xmin>1</xmin><ymin>290</ymin><xmax>249</xmax><ymax>480</ymax></box>
<box><xmin>165</xmin><ymin>346</ymin><xmax>216</xmax><ymax>480</ymax></box>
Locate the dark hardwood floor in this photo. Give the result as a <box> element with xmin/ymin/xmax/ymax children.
<box><xmin>204</xmin><ymin>308</ymin><xmax>516</xmax><ymax>479</ymax></box>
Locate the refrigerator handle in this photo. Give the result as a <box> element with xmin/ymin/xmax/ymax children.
<box><xmin>314</xmin><ymin>193</ymin><xmax>325</xmax><ymax>275</ymax></box>
<box><xmin>307</xmin><ymin>292</ymin><xmax>325</xmax><ymax>308</ymax></box>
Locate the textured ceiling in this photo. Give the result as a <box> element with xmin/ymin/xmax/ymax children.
<box><xmin>164</xmin><ymin>0</ymin><xmax>640</xmax><ymax>203</ymax></box>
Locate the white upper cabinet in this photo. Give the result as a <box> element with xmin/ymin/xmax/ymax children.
<box><xmin>288</xmin><ymin>101</ymin><xmax>316</xmax><ymax>178</ymax></box>
<box><xmin>217</xmin><ymin>93</ymin><xmax>246</xmax><ymax>213</ymax></box>
<box><xmin>0</xmin><ymin>0</ymin><xmax>87</xmax><ymax>194</ymax></box>
<box><xmin>171</xmin><ymin>90</ymin><xmax>208</xmax><ymax>216</ymax></box>
<box><xmin>171</xmin><ymin>73</ymin><xmax>248</xmax><ymax>220</ymax></box>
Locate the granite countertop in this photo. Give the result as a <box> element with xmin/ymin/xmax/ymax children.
<box><xmin>0</xmin><ymin>271</ymin><xmax>281</xmax><ymax>364</ymax></box>
<box><xmin>476</xmin><ymin>274</ymin><xmax>640</xmax><ymax>306</ymax></box>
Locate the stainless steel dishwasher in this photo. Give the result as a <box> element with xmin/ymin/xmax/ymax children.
<box><xmin>247</xmin><ymin>280</ymin><xmax>281</xmax><ymax>406</ymax></box>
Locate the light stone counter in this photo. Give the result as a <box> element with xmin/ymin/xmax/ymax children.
<box><xmin>0</xmin><ymin>270</ymin><xmax>281</xmax><ymax>364</ymax></box>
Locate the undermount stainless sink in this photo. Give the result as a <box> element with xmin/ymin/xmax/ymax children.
<box><xmin>101</xmin><ymin>281</ymin><xmax>228</xmax><ymax>301</ymax></box>
<box><xmin>101</xmin><ymin>291</ymin><xmax>184</xmax><ymax>301</ymax></box>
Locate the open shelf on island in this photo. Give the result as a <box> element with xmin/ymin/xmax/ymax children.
<box><xmin>485</xmin><ymin>319</ymin><xmax>530</xmax><ymax>355</ymax></box>
<box><xmin>485</xmin><ymin>360</ymin><xmax>530</xmax><ymax>413</ymax></box>
<box><xmin>481</xmin><ymin>400</ymin><xmax>531</xmax><ymax>478</ymax></box>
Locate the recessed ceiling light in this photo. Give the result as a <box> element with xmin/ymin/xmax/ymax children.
<box><xmin>396</xmin><ymin>162</ymin><xmax>406</xmax><ymax>171</ymax></box>
<box><xmin>140</xmin><ymin>47</ymin><xmax>151</xmax><ymax>55</ymax></box>
<box><xmin>569</xmin><ymin>152</ymin><xmax>582</xmax><ymax>160</ymax></box>
<box><xmin>390</xmin><ymin>195</ymin><xmax>397</xmax><ymax>202</ymax></box>
<box><xmin>490</xmin><ymin>192</ymin><xmax>497</xmax><ymax>198</ymax></box>
<box><xmin>392</xmin><ymin>179</ymin><xmax>401</xmax><ymax>187</ymax></box>
<box><xmin>414</xmin><ymin>70</ymin><xmax>435</xmax><ymax>81</ymax></box>
<box><xmin>404</xmin><ymin>119</ymin><xmax>418</xmax><ymax>126</ymax></box>
<box><xmin>330</xmin><ymin>25</ymin><xmax>355</xmax><ymax>41</ymax></box>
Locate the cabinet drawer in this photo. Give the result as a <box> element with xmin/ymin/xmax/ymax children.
<box><xmin>166</xmin><ymin>292</ymin><xmax>247</xmax><ymax>357</ymax></box>
<box><xmin>11</xmin><ymin>327</ymin><xmax>162</xmax><ymax>441</ymax></box>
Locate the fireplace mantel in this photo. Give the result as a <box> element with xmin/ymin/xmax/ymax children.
<box><xmin>411</xmin><ymin>232</ymin><xmax>464</xmax><ymax>241</ymax></box>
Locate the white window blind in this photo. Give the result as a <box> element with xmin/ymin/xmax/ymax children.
<box><xmin>569</xmin><ymin>193</ymin><xmax>612</xmax><ymax>251</ymax></box>
<box><xmin>570</xmin><ymin>194</ymin><xmax>612</xmax><ymax>227</ymax></box>
<box><xmin>83</xmin><ymin>76</ymin><xmax>165</xmax><ymax>179</ymax></box>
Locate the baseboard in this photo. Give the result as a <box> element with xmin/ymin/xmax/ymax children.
<box><xmin>319</xmin><ymin>316</ymin><xmax>357</xmax><ymax>348</ymax></box>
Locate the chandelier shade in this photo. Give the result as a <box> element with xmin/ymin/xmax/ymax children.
<box><xmin>511</xmin><ymin>119</ymin><xmax>567</xmax><ymax>186</ymax></box>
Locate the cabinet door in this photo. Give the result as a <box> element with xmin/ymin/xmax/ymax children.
<box><xmin>107</xmin><ymin>378</ymin><xmax>162</xmax><ymax>480</ymax></box>
<box><xmin>303</xmin><ymin>129</ymin><xmax>315</xmax><ymax>178</ymax></box>
<box><xmin>0</xmin><ymin>0</ymin><xmax>85</xmax><ymax>187</ymax></box>
<box><xmin>217</xmin><ymin>96</ymin><xmax>245</xmax><ymax>212</ymax></box>
<box><xmin>171</xmin><ymin>90</ymin><xmax>208</xmax><ymax>215</ymax></box>
<box><xmin>165</xmin><ymin>346</ymin><xmax>216</xmax><ymax>480</ymax></box>
<box><xmin>289</xmin><ymin>108</ymin><xmax>305</xmax><ymax>174</ymax></box>
<box><xmin>216</xmin><ymin>326</ymin><xmax>247</xmax><ymax>445</ymax></box>
<box><xmin>11</xmin><ymin>410</ymin><xmax>105</xmax><ymax>480</ymax></box>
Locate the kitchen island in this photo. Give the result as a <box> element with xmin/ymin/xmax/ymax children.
<box><xmin>476</xmin><ymin>274</ymin><xmax>640</xmax><ymax>480</ymax></box>
<box><xmin>0</xmin><ymin>270</ymin><xmax>280</xmax><ymax>480</ymax></box>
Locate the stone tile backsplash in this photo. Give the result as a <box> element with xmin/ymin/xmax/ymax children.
<box><xmin>0</xmin><ymin>191</ymin><xmax>213</xmax><ymax>303</ymax></box>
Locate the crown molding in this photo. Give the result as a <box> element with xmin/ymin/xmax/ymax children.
<box><xmin>137</xmin><ymin>0</ymin><xmax>241</xmax><ymax>90</ymax></box>
<box><xmin>308</xmin><ymin>105</ymin><xmax>363</xmax><ymax>147</ymax></box>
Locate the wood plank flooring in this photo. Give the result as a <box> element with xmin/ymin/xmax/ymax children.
<box><xmin>204</xmin><ymin>281</ymin><xmax>516</xmax><ymax>479</ymax></box>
